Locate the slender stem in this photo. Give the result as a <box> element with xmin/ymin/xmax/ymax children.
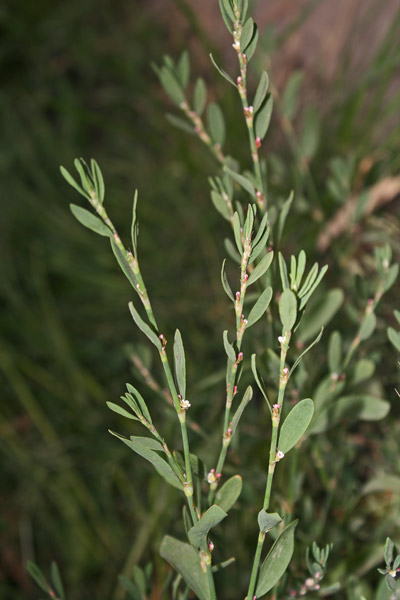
<box><xmin>246</xmin><ymin>333</ymin><xmax>290</xmax><ymax>600</ymax></box>
<box><xmin>180</xmin><ymin>100</ymin><xmax>226</xmax><ymax>165</ymax></box>
<box><xmin>232</xmin><ymin>9</ymin><xmax>266</xmax><ymax>212</ymax></box>
<box><xmin>206</xmin><ymin>562</ymin><xmax>217</xmax><ymax>600</ymax></box>
<box><xmin>92</xmin><ymin>197</ymin><xmax>198</xmax><ymax>524</ymax></box>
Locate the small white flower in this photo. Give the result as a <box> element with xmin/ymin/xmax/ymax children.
<box><xmin>180</xmin><ymin>398</ymin><xmax>191</xmax><ymax>410</ymax></box>
<box><xmin>276</xmin><ymin>450</ymin><xmax>285</xmax><ymax>461</ymax></box>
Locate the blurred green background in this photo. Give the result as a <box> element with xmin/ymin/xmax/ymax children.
<box><xmin>1</xmin><ymin>0</ymin><xmax>400</xmax><ymax>598</ymax></box>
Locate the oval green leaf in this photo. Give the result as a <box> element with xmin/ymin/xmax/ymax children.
<box><xmin>278</xmin><ymin>398</ymin><xmax>314</xmax><ymax>454</ymax></box>
<box><xmin>215</xmin><ymin>475</ymin><xmax>242</xmax><ymax>512</ymax></box>
<box><xmin>256</xmin><ymin>520</ymin><xmax>298</xmax><ymax>596</ymax></box>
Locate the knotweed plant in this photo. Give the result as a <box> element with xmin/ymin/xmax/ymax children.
<box><xmin>28</xmin><ymin>1</ymin><xmax>398</xmax><ymax>598</ymax></box>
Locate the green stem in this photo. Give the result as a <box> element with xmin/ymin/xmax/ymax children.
<box><xmin>246</xmin><ymin>334</ymin><xmax>290</xmax><ymax>600</ymax></box>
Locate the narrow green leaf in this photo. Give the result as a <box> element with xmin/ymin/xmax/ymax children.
<box><xmin>224</xmin><ymin>238</ymin><xmax>241</xmax><ymax>264</ymax></box>
<box><xmin>359</xmin><ymin>312</ymin><xmax>377</xmax><ymax>341</ymax></box>
<box><xmin>128</xmin><ymin>302</ymin><xmax>162</xmax><ymax>350</ymax></box>
<box><xmin>131</xmin><ymin>189</ymin><xmax>139</xmax><ymax>255</ymax></box>
<box><xmin>74</xmin><ymin>158</ymin><xmax>92</xmax><ymax>193</ymax></box>
<box><xmin>249</xmin><ymin>227</ymin><xmax>270</xmax><ymax>264</ymax></box>
<box><xmin>90</xmin><ymin>159</ymin><xmax>105</xmax><ymax>204</ymax></box>
<box><xmin>246</xmin><ymin>286</ymin><xmax>273</xmax><ymax>327</ymax></box>
<box><xmin>240</xmin><ymin>17</ymin><xmax>254</xmax><ymax>52</ymax></box>
<box><xmin>26</xmin><ymin>561</ymin><xmax>50</xmax><ymax>594</ymax></box>
<box><xmin>70</xmin><ymin>204</ymin><xmax>111</xmax><ymax>237</ymax></box>
<box><xmin>221</xmin><ymin>0</ymin><xmax>235</xmax><ymax>20</ymax></box>
<box><xmin>252</xmin><ymin>212</ymin><xmax>268</xmax><ymax>247</ymax></box>
<box><xmin>122</xmin><ymin>392</ymin><xmax>140</xmax><ymax>416</ymax></box>
<box><xmin>233</xmin><ymin>212</ymin><xmax>243</xmax><ymax>254</ymax></box>
<box><xmin>253</xmin><ymin>71</ymin><xmax>269</xmax><ymax>114</ymax></box>
<box><xmin>299</xmin><ymin>265</ymin><xmax>328</xmax><ymax>309</ymax></box>
<box><xmin>209</xmin><ymin>53</ymin><xmax>236</xmax><ymax>86</ymax></box>
<box><xmin>309</xmin><ymin>395</ymin><xmax>390</xmax><ymax>434</ymax></box>
<box><xmin>166</xmin><ymin>113</ymin><xmax>194</xmax><ymax>135</ymax></box>
<box><xmin>289</xmin><ymin>255</ymin><xmax>297</xmax><ymax>290</ymax></box>
<box><xmin>110</xmin><ymin>238</ymin><xmax>138</xmax><ymax>291</ymax></box>
<box><xmin>215</xmin><ymin>475</ymin><xmax>242</xmax><ymax>512</ymax></box>
<box><xmin>188</xmin><ymin>505</ymin><xmax>227</xmax><ymax>550</ymax></box>
<box><xmin>50</xmin><ymin>562</ymin><xmax>65</xmax><ymax>600</ymax></box>
<box><xmin>194</xmin><ymin>77</ymin><xmax>207</xmax><ymax>115</ymax></box>
<box><xmin>298</xmin><ymin>263</ymin><xmax>318</xmax><ymax>298</ymax></box>
<box><xmin>387</xmin><ymin>327</ymin><xmax>400</xmax><ymax>352</ymax></box>
<box><xmin>258</xmin><ymin>510</ymin><xmax>282</xmax><ymax>533</ymax></box>
<box><xmin>254</xmin><ymin>94</ymin><xmax>273</xmax><ymax>141</ymax></box>
<box><xmin>277</xmin><ymin>191</ymin><xmax>294</xmax><ymax>242</ymax></box>
<box><xmin>231</xmin><ymin>386</ymin><xmax>253</xmax><ymax>435</ymax></box>
<box><xmin>384</xmin><ymin>264</ymin><xmax>398</xmax><ymax>292</ymax></box>
<box><xmin>251</xmin><ymin>354</ymin><xmax>270</xmax><ymax>409</ymax></box>
<box><xmin>297</xmin><ymin>288</ymin><xmax>344</xmax><ymax>343</ymax></box>
<box><xmin>244</xmin><ymin>203</ymin><xmax>255</xmax><ymax>240</ymax></box>
<box><xmin>278</xmin><ymin>399</ymin><xmax>314</xmax><ymax>454</ymax></box>
<box><xmin>221</xmin><ymin>259</ymin><xmax>235</xmax><ymax>302</ymax></box>
<box><xmin>256</xmin><ymin>520</ymin><xmax>298</xmax><ymax>596</ymax></box>
<box><xmin>60</xmin><ymin>165</ymin><xmax>89</xmax><ymax>198</ymax></box>
<box><xmin>282</xmin><ymin>71</ymin><xmax>303</xmax><ymax>120</ymax></box>
<box><xmin>177</xmin><ymin>50</ymin><xmax>190</xmax><ymax>88</ymax></box>
<box><xmin>224</xmin><ymin>166</ymin><xmax>256</xmax><ymax>198</ymax></box>
<box><xmin>352</xmin><ymin>358</ymin><xmax>375</xmax><ymax>385</ymax></box>
<box><xmin>211</xmin><ymin>190</ymin><xmax>231</xmax><ymax>221</ymax></box>
<box><xmin>160</xmin><ymin>66</ymin><xmax>184</xmax><ymax>104</ymax></box>
<box><xmin>296</xmin><ymin>250</ymin><xmax>306</xmax><ymax>290</ymax></box>
<box><xmin>107</xmin><ymin>401</ymin><xmax>138</xmax><ymax>420</ymax></box>
<box><xmin>207</xmin><ymin>102</ymin><xmax>225</xmax><ymax>146</ymax></box>
<box><xmin>288</xmin><ymin>328</ymin><xmax>323</xmax><ymax>378</ymax></box>
<box><xmin>247</xmin><ymin>252</ymin><xmax>274</xmax><ymax>286</ymax></box>
<box><xmin>174</xmin><ymin>329</ymin><xmax>186</xmax><ymax>398</ymax></box>
<box><xmin>127</xmin><ymin>384</ymin><xmax>153</xmax><ymax>424</ymax></box>
<box><xmin>111</xmin><ymin>432</ymin><xmax>181</xmax><ymax>489</ymax></box>
<box><xmin>328</xmin><ymin>331</ymin><xmax>342</xmax><ymax>374</ymax></box>
<box><xmin>223</xmin><ymin>330</ymin><xmax>237</xmax><ymax>363</ymax></box>
<box><xmin>278</xmin><ymin>252</ymin><xmax>289</xmax><ymax>290</ymax></box>
<box><xmin>279</xmin><ymin>288</ymin><xmax>297</xmax><ymax>332</ymax></box>
<box><xmin>160</xmin><ymin>536</ymin><xmax>210</xmax><ymax>600</ymax></box>
<box><xmin>244</xmin><ymin>23</ymin><xmax>258</xmax><ymax>62</ymax></box>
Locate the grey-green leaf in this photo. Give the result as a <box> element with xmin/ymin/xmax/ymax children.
<box><xmin>224</xmin><ymin>166</ymin><xmax>256</xmax><ymax>198</ymax></box>
<box><xmin>240</xmin><ymin>17</ymin><xmax>254</xmax><ymax>52</ymax></box>
<box><xmin>277</xmin><ymin>191</ymin><xmax>294</xmax><ymax>242</ymax></box>
<box><xmin>244</xmin><ymin>23</ymin><xmax>258</xmax><ymax>62</ymax></box>
<box><xmin>194</xmin><ymin>77</ymin><xmax>207</xmax><ymax>115</ymax></box>
<box><xmin>328</xmin><ymin>331</ymin><xmax>342</xmax><ymax>374</ymax></box>
<box><xmin>166</xmin><ymin>113</ymin><xmax>194</xmax><ymax>135</ymax></box>
<box><xmin>282</xmin><ymin>71</ymin><xmax>303</xmax><ymax>120</ymax></box>
<box><xmin>288</xmin><ymin>328</ymin><xmax>323</xmax><ymax>378</ymax></box>
<box><xmin>159</xmin><ymin>67</ymin><xmax>184</xmax><ymax>104</ymax></box>
<box><xmin>106</xmin><ymin>401</ymin><xmax>138</xmax><ymax>420</ymax></box>
<box><xmin>110</xmin><ymin>432</ymin><xmax>181</xmax><ymax>489</ymax></box>
<box><xmin>256</xmin><ymin>520</ymin><xmax>298</xmax><ymax>596</ymax></box>
<box><xmin>278</xmin><ymin>398</ymin><xmax>314</xmax><ymax>454</ymax></box>
<box><xmin>177</xmin><ymin>50</ymin><xmax>190</xmax><ymax>88</ymax></box>
<box><xmin>258</xmin><ymin>510</ymin><xmax>282</xmax><ymax>533</ymax></box>
<box><xmin>60</xmin><ymin>165</ymin><xmax>89</xmax><ymax>199</ymax></box>
<box><xmin>247</xmin><ymin>286</ymin><xmax>273</xmax><ymax>327</ymax></box>
<box><xmin>209</xmin><ymin>53</ymin><xmax>236</xmax><ymax>87</ymax></box>
<box><xmin>188</xmin><ymin>505</ymin><xmax>227</xmax><ymax>550</ymax></box>
<box><xmin>253</xmin><ymin>71</ymin><xmax>269</xmax><ymax>114</ymax></box>
<box><xmin>233</xmin><ymin>211</ymin><xmax>243</xmax><ymax>254</ymax></box>
<box><xmin>251</xmin><ymin>354</ymin><xmax>270</xmax><ymax>409</ymax></box>
<box><xmin>231</xmin><ymin>386</ymin><xmax>253</xmax><ymax>435</ymax></box>
<box><xmin>279</xmin><ymin>288</ymin><xmax>297</xmax><ymax>332</ymax></box>
<box><xmin>91</xmin><ymin>159</ymin><xmax>105</xmax><ymax>204</ymax></box>
<box><xmin>387</xmin><ymin>326</ymin><xmax>400</xmax><ymax>352</ymax></box>
<box><xmin>215</xmin><ymin>475</ymin><xmax>242</xmax><ymax>512</ymax></box>
<box><xmin>174</xmin><ymin>329</ymin><xmax>186</xmax><ymax>398</ymax></box>
<box><xmin>359</xmin><ymin>312</ymin><xmax>377</xmax><ymax>341</ymax></box>
<box><xmin>160</xmin><ymin>536</ymin><xmax>210</xmax><ymax>600</ymax></box>
<box><xmin>50</xmin><ymin>562</ymin><xmax>65</xmax><ymax>600</ymax></box>
<box><xmin>211</xmin><ymin>190</ymin><xmax>231</xmax><ymax>221</ymax></box>
<box><xmin>207</xmin><ymin>102</ymin><xmax>225</xmax><ymax>146</ymax></box>
<box><xmin>70</xmin><ymin>204</ymin><xmax>111</xmax><ymax>237</ymax></box>
<box><xmin>309</xmin><ymin>395</ymin><xmax>390</xmax><ymax>435</ymax></box>
<box><xmin>126</xmin><ymin>384</ymin><xmax>153</xmax><ymax>424</ymax></box>
<box><xmin>129</xmin><ymin>302</ymin><xmax>162</xmax><ymax>350</ymax></box>
<box><xmin>110</xmin><ymin>238</ymin><xmax>138</xmax><ymax>291</ymax></box>
<box><xmin>223</xmin><ymin>330</ymin><xmax>237</xmax><ymax>363</ymax></box>
<box><xmin>254</xmin><ymin>94</ymin><xmax>273</xmax><ymax>141</ymax></box>
<box><xmin>247</xmin><ymin>252</ymin><xmax>274</xmax><ymax>286</ymax></box>
<box><xmin>221</xmin><ymin>259</ymin><xmax>235</xmax><ymax>302</ymax></box>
